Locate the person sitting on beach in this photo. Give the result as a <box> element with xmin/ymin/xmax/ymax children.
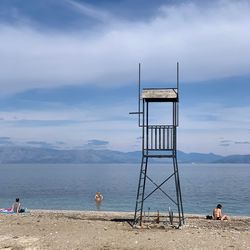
<box><xmin>12</xmin><ymin>198</ymin><xmax>25</xmax><ymax>214</ymax></box>
<box><xmin>95</xmin><ymin>192</ymin><xmax>103</xmax><ymax>202</ymax></box>
<box><xmin>213</xmin><ymin>204</ymin><xmax>229</xmax><ymax>220</ymax></box>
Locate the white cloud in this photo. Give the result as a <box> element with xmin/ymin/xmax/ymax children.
<box><xmin>0</xmin><ymin>0</ymin><xmax>250</xmax><ymax>94</ymax></box>
<box><xmin>65</xmin><ymin>0</ymin><xmax>113</xmax><ymax>23</ymax></box>
<box><xmin>0</xmin><ymin>0</ymin><xmax>250</xmax><ymax>155</ymax></box>
<box><xmin>0</xmin><ymin>119</ymin><xmax>139</xmax><ymax>151</ymax></box>
<box><xmin>178</xmin><ymin>103</ymin><xmax>250</xmax><ymax>155</ymax></box>
<box><xmin>0</xmin><ymin>101</ymin><xmax>249</xmax><ymax>154</ymax></box>
<box><xmin>180</xmin><ymin>104</ymin><xmax>250</xmax><ymax>130</ymax></box>
<box><xmin>0</xmin><ymin>103</ymin><xmax>140</xmax><ymax>151</ymax></box>
<box><xmin>0</xmin><ymin>100</ymin><xmax>134</xmax><ymax>123</ymax></box>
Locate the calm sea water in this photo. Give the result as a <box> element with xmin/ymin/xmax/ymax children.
<box><xmin>0</xmin><ymin>163</ymin><xmax>249</xmax><ymax>216</ymax></box>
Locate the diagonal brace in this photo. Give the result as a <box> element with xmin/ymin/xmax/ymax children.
<box><xmin>143</xmin><ymin>172</ymin><xmax>177</xmax><ymax>205</ymax></box>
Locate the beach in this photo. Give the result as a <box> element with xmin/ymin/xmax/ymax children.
<box><xmin>0</xmin><ymin>210</ymin><xmax>249</xmax><ymax>250</ymax></box>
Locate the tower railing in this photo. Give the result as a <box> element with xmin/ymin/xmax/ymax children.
<box><xmin>145</xmin><ymin>125</ymin><xmax>174</xmax><ymax>150</ymax></box>
<box><xmin>142</xmin><ymin>125</ymin><xmax>176</xmax><ymax>158</ymax></box>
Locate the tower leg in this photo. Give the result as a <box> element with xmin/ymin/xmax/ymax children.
<box><xmin>173</xmin><ymin>157</ymin><xmax>185</xmax><ymax>226</ymax></box>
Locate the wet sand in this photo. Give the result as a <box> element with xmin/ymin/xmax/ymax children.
<box><xmin>0</xmin><ymin>210</ymin><xmax>249</xmax><ymax>250</ymax></box>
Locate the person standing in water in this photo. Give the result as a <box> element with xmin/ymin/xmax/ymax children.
<box><xmin>95</xmin><ymin>192</ymin><xmax>103</xmax><ymax>210</ymax></box>
<box><xmin>95</xmin><ymin>192</ymin><xmax>103</xmax><ymax>202</ymax></box>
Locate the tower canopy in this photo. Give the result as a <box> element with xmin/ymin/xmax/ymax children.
<box><xmin>141</xmin><ymin>88</ymin><xmax>178</xmax><ymax>102</ymax></box>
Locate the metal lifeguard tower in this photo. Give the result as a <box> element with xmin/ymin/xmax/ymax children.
<box><xmin>131</xmin><ymin>63</ymin><xmax>184</xmax><ymax>227</ymax></box>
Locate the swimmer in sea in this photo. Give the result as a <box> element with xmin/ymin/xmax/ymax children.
<box><xmin>95</xmin><ymin>192</ymin><xmax>103</xmax><ymax>210</ymax></box>
<box><xmin>95</xmin><ymin>192</ymin><xmax>103</xmax><ymax>202</ymax></box>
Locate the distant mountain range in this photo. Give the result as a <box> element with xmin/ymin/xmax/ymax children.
<box><xmin>0</xmin><ymin>146</ymin><xmax>249</xmax><ymax>164</ymax></box>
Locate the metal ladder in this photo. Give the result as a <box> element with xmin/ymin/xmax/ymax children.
<box><xmin>134</xmin><ymin>156</ymin><xmax>148</xmax><ymax>225</ymax></box>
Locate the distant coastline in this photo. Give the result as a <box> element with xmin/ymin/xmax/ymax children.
<box><xmin>0</xmin><ymin>146</ymin><xmax>249</xmax><ymax>164</ymax></box>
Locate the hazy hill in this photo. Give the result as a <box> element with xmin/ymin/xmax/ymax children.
<box><xmin>177</xmin><ymin>151</ymin><xmax>222</xmax><ymax>163</ymax></box>
<box><xmin>213</xmin><ymin>154</ymin><xmax>250</xmax><ymax>163</ymax></box>
<box><xmin>0</xmin><ymin>146</ymin><xmax>249</xmax><ymax>164</ymax></box>
<box><xmin>0</xmin><ymin>146</ymin><xmax>141</xmax><ymax>164</ymax></box>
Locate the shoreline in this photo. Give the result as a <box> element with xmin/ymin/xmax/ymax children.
<box><xmin>29</xmin><ymin>209</ymin><xmax>250</xmax><ymax>219</ymax></box>
<box><xmin>1</xmin><ymin>209</ymin><xmax>249</xmax><ymax>249</ymax></box>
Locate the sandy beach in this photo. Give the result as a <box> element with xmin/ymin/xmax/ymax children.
<box><xmin>0</xmin><ymin>210</ymin><xmax>249</xmax><ymax>250</ymax></box>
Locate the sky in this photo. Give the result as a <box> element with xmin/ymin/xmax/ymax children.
<box><xmin>0</xmin><ymin>0</ymin><xmax>250</xmax><ymax>155</ymax></box>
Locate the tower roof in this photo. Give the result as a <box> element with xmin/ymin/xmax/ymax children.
<box><xmin>141</xmin><ymin>88</ymin><xmax>178</xmax><ymax>102</ymax></box>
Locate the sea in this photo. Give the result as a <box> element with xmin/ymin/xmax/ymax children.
<box><xmin>0</xmin><ymin>163</ymin><xmax>249</xmax><ymax>216</ymax></box>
